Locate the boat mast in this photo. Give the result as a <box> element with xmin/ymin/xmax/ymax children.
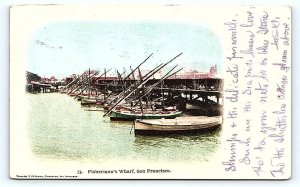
<box><xmin>73</xmin><ymin>70</ymin><xmax>111</xmax><ymax>99</ymax></box>
<box><xmin>128</xmin><ymin>65</ymin><xmax>143</xmax><ymax>114</ymax></box>
<box><xmin>161</xmin><ymin>77</ymin><xmax>164</xmax><ymax>109</ymax></box>
<box><xmin>103</xmin><ymin>53</ymin><xmax>183</xmax><ymax>117</ymax></box>
<box><xmin>68</xmin><ymin>70</ymin><xmax>99</xmax><ymax>95</ymax></box>
<box><xmin>104</xmin><ymin>68</ymin><xmax>106</xmax><ymax>100</ymax></box>
<box><xmin>104</xmin><ymin>53</ymin><xmax>153</xmax><ymax>100</ymax></box>
<box><xmin>88</xmin><ymin>68</ymin><xmax>91</xmax><ymax>96</ymax></box>
<box><xmin>132</xmin><ymin>65</ymin><xmax>182</xmax><ymax>103</ymax></box>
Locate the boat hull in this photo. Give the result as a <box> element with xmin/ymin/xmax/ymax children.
<box><xmin>81</xmin><ymin>98</ymin><xmax>99</xmax><ymax>105</ymax></box>
<box><xmin>134</xmin><ymin>116</ymin><xmax>222</xmax><ymax>135</ymax></box>
<box><xmin>81</xmin><ymin>97</ymin><xmax>105</xmax><ymax>105</ymax></box>
<box><xmin>110</xmin><ymin>110</ymin><xmax>183</xmax><ymax>121</ymax></box>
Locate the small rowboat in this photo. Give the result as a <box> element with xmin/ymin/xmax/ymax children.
<box><xmin>134</xmin><ymin>116</ymin><xmax>222</xmax><ymax>135</ymax></box>
<box><xmin>80</xmin><ymin>95</ymin><xmax>105</xmax><ymax>105</ymax></box>
<box><xmin>81</xmin><ymin>98</ymin><xmax>98</xmax><ymax>105</ymax></box>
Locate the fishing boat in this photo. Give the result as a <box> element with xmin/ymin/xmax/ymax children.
<box><xmin>103</xmin><ymin>103</ymin><xmax>133</xmax><ymax>112</ymax></box>
<box><xmin>81</xmin><ymin>98</ymin><xmax>98</xmax><ymax>105</ymax></box>
<box><xmin>110</xmin><ymin>109</ymin><xmax>183</xmax><ymax>121</ymax></box>
<box><xmin>77</xmin><ymin>95</ymin><xmax>89</xmax><ymax>101</ymax></box>
<box><xmin>134</xmin><ymin>116</ymin><xmax>222</xmax><ymax>135</ymax></box>
<box><xmin>102</xmin><ymin>53</ymin><xmax>183</xmax><ymax>119</ymax></box>
<box><xmin>69</xmin><ymin>92</ymin><xmax>78</xmax><ymax>97</ymax></box>
<box><xmin>81</xmin><ymin>97</ymin><xmax>105</xmax><ymax>105</ymax></box>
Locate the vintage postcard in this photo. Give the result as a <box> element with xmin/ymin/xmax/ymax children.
<box><xmin>10</xmin><ymin>4</ymin><xmax>291</xmax><ymax>179</ymax></box>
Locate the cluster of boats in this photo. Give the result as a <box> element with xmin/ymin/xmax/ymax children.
<box><xmin>60</xmin><ymin>53</ymin><xmax>222</xmax><ymax>135</ymax></box>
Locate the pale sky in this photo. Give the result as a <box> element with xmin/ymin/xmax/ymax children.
<box><xmin>28</xmin><ymin>21</ymin><xmax>222</xmax><ymax>79</ymax></box>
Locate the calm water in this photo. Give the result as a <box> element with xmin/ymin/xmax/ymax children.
<box><xmin>27</xmin><ymin>93</ymin><xmax>222</xmax><ymax>163</ymax></box>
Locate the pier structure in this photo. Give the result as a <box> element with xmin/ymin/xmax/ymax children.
<box><xmin>61</xmin><ymin>63</ymin><xmax>223</xmax><ymax>116</ymax></box>
<box><xmin>95</xmin><ymin>78</ymin><xmax>223</xmax><ymax>102</ymax></box>
<box><xmin>28</xmin><ymin>81</ymin><xmax>59</xmax><ymax>93</ymax></box>
<box><xmin>27</xmin><ymin>53</ymin><xmax>223</xmax><ymax>116</ymax></box>
<box><xmin>94</xmin><ymin>77</ymin><xmax>223</xmax><ymax>116</ymax></box>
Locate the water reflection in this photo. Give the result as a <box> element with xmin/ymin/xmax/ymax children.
<box><xmin>27</xmin><ymin>93</ymin><xmax>222</xmax><ymax>163</ymax></box>
<box><xmin>133</xmin><ymin>128</ymin><xmax>222</xmax><ymax>163</ymax></box>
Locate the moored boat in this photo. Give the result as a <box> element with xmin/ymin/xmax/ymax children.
<box><xmin>69</xmin><ymin>92</ymin><xmax>78</xmax><ymax>97</ymax></box>
<box><xmin>80</xmin><ymin>94</ymin><xmax>106</xmax><ymax>105</ymax></box>
<box><xmin>110</xmin><ymin>110</ymin><xmax>183</xmax><ymax>121</ymax></box>
<box><xmin>77</xmin><ymin>95</ymin><xmax>89</xmax><ymax>101</ymax></box>
<box><xmin>134</xmin><ymin>116</ymin><xmax>222</xmax><ymax>135</ymax></box>
<box><xmin>81</xmin><ymin>98</ymin><xmax>98</xmax><ymax>105</ymax></box>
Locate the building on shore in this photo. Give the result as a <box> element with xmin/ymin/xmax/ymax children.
<box><xmin>168</xmin><ymin>65</ymin><xmax>217</xmax><ymax>79</ymax></box>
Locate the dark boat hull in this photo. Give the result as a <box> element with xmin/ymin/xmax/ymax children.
<box><xmin>135</xmin><ymin>124</ymin><xmax>221</xmax><ymax>136</ymax></box>
<box><xmin>109</xmin><ymin>110</ymin><xmax>183</xmax><ymax>121</ymax></box>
